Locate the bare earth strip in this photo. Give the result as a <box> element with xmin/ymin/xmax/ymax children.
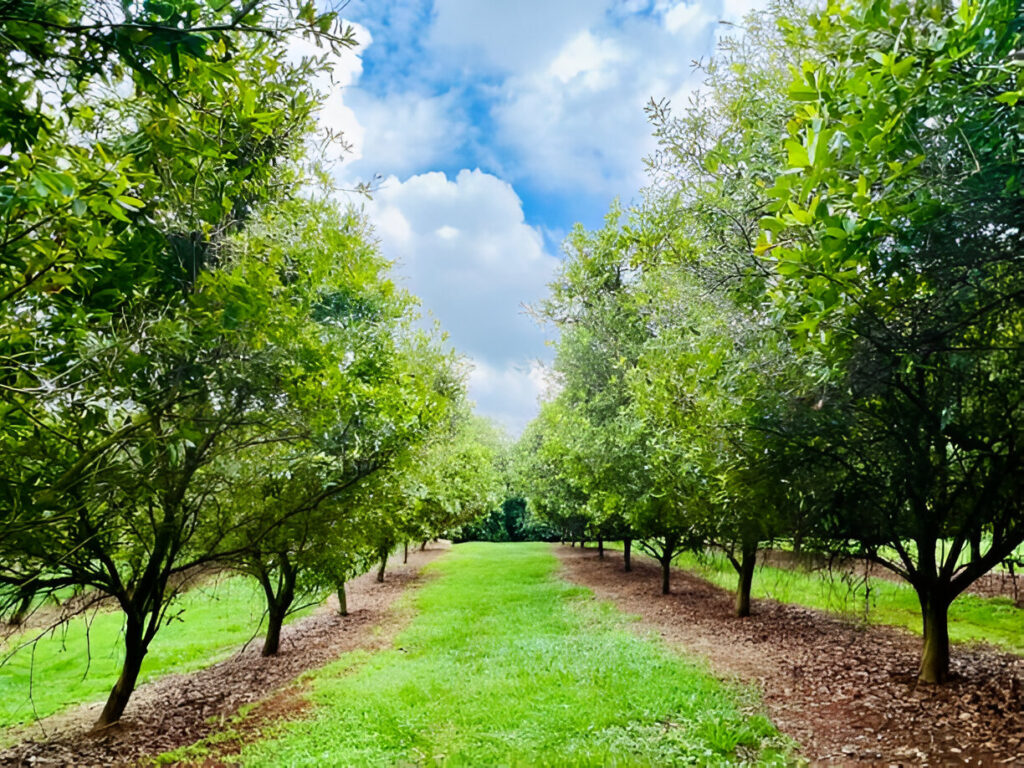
<box><xmin>0</xmin><ymin>542</ymin><xmax>449</xmax><ymax>768</ymax></box>
<box><xmin>556</xmin><ymin>545</ymin><xmax>1024</xmax><ymax>766</ymax></box>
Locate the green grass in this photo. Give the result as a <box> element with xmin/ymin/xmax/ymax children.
<box><xmin>238</xmin><ymin>542</ymin><xmax>788</xmax><ymax>767</ymax></box>
<box><xmin>771</xmin><ymin>537</ymin><xmax>1024</xmax><ymax>574</ymax></box>
<box><xmin>596</xmin><ymin>543</ymin><xmax>1023</xmax><ymax>655</ymax></box>
<box><xmin>0</xmin><ymin>575</ymin><xmax>310</xmax><ymax>730</ymax></box>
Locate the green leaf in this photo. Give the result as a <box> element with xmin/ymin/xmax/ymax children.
<box><xmin>786</xmin><ymin>140</ymin><xmax>810</xmax><ymax>168</ymax></box>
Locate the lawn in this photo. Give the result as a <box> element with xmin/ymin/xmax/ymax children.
<box><xmin>594</xmin><ymin>543</ymin><xmax>1024</xmax><ymax>656</ymax></box>
<box><xmin>0</xmin><ymin>574</ymin><xmax>308</xmax><ymax>730</ymax></box>
<box><xmin>238</xmin><ymin>542</ymin><xmax>788</xmax><ymax>767</ymax></box>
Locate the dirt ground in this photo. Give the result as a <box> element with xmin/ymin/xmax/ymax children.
<box><xmin>0</xmin><ymin>543</ymin><xmax>448</xmax><ymax>768</ymax></box>
<box><xmin>557</xmin><ymin>545</ymin><xmax>1024</xmax><ymax>766</ymax></box>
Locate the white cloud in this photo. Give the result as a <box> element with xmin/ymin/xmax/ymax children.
<box><xmin>364</xmin><ymin>170</ymin><xmax>558</xmax><ymax>432</ymax></box>
<box><xmin>491</xmin><ymin>19</ymin><xmax>708</xmax><ymax>199</ymax></box>
<box><xmin>720</xmin><ymin>0</ymin><xmax>766</xmax><ymax>23</ymax></box>
<box><xmin>428</xmin><ymin>0</ymin><xmax>605</xmax><ymax>72</ymax></box>
<box><xmin>664</xmin><ymin>2</ymin><xmax>715</xmax><ymax>34</ymax></box>
<box><xmin>548</xmin><ymin>31</ymin><xmax>625</xmax><ymax>89</ymax></box>
<box><xmin>341</xmin><ymin>89</ymin><xmax>467</xmax><ymax>180</ymax></box>
<box><xmin>467</xmin><ymin>359</ymin><xmax>550</xmax><ymax>434</ymax></box>
<box><xmin>286</xmin><ymin>18</ymin><xmax>465</xmax><ymax>184</ymax></box>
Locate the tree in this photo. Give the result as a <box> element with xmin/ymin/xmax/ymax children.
<box><xmin>760</xmin><ymin>0</ymin><xmax>1024</xmax><ymax>683</ymax></box>
<box><xmin>208</xmin><ymin>198</ymin><xmax>459</xmax><ymax>655</ymax></box>
<box><xmin>513</xmin><ymin>404</ymin><xmax>592</xmax><ymax>546</ymax></box>
<box><xmin>0</xmin><ymin>5</ymin><xmax>359</xmax><ymax>724</ymax></box>
<box><xmin>626</xmin><ymin>3</ymin><xmax>809</xmax><ymax>615</ymax></box>
<box><xmin>628</xmin><ymin>272</ymin><xmax>796</xmax><ymax>614</ymax></box>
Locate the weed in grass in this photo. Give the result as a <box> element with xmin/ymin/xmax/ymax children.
<box><xmin>239</xmin><ymin>542</ymin><xmax>789</xmax><ymax>767</ymax></box>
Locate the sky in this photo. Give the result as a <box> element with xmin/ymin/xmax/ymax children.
<box><xmin>312</xmin><ymin>0</ymin><xmax>764</xmax><ymax>435</ymax></box>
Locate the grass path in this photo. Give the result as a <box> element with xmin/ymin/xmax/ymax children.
<box><xmin>239</xmin><ymin>542</ymin><xmax>787</xmax><ymax>767</ymax></box>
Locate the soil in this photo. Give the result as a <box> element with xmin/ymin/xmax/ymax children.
<box><xmin>557</xmin><ymin>545</ymin><xmax>1024</xmax><ymax>767</ymax></box>
<box><xmin>0</xmin><ymin>543</ymin><xmax>449</xmax><ymax>768</ymax></box>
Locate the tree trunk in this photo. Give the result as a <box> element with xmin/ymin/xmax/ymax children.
<box><xmin>258</xmin><ymin>558</ymin><xmax>296</xmax><ymax>657</ymax></box>
<box><xmin>403</xmin><ymin>541</ymin><xmax>409</xmax><ymax>564</ymax></box>
<box><xmin>623</xmin><ymin>538</ymin><xmax>632</xmax><ymax>572</ymax></box>
<box><xmin>421</xmin><ymin>539</ymin><xmax>428</xmax><ymax>551</ymax></box>
<box><xmin>918</xmin><ymin>590</ymin><xmax>951</xmax><ymax>684</ymax></box>
<box><xmin>95</xmin><ymin>615</ymin><xmax>147</xmax><ymax>728</ymax></box>
<box><xmin>9</xmin><ymin>591</ymin><xmax>32</xmax><ymax>625</ymax></box>
<box><xmin>570</xmin><ymin>540</ymin><xmax>575</xmax><ymax>547</ymax></box>
<box><xmin>660</xmin><ymin>556</ymin><xmax>671</xmax><ymax>595</ymax></box>
<box><xmin>377</xmin><ymin>550</ymin><xmax>388</xmax><ymax>583</ymax></box>
<box><xmin>735</xmin><ymin>544</ymin><xmax>756</xmax><ymax>618</ymax></box>
<box><xmin>262</xmin><ymin>604</ymin><xmax>287</xmax><ymax>656</ymax></box>
<box><xmin>337</xmin><ymin>581</ymin><xmax>348</xmax><ymax>616</ymax></box>
<box><xmin>598</xmin><ymin>538</ymin><xmax>604</xmax><ymax>558</ymax></box>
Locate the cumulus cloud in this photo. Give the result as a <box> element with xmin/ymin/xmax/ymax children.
<box><xmin>663</xmin><ymin>2</ymin><xmax>716</xmax><ymax>34</ymax></box>
<box><xmin>427</xmin><ymin>0</ymin><xmax>605</xmax><ymax>72</ymax></box>
<box><xmin>720</xmin><ymin>0</ymin><xmax>766</xmax><ymax>22</ymax></box>
<box><xmin>342</xmin><ymin>89</ymin><xmax>467</xmax><ymax>179</ymax></box>
<box><xmin>488</xmin><ymin>6</ymin><xmax>715</xmax><ymax>200</ymax></box>
<box><xmin>467</xmin><ymin>359</ymin><xmax>551</xmax><ymax>435</ymax></box>
<box><xmin>364</xmin><ymin>170</ymin><xmax>559</xmax><ymax>432</ymax></box>
<box><xmin>307</xmin><ymin>0</ymin><xmax>771</xmax><ymax>431</ymax></box>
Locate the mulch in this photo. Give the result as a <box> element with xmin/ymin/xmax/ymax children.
<box><xmin>0</xmin><ymin>543</ymin><xmax>448</xmax><ymax>768</ymax></box>
<box><xmin>557</xmin><ymin>545</ymin><xmax>1024</xmax><ymax>767</ymax></box>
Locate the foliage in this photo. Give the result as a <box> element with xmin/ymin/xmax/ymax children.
<box><xmin>455</xmin><ymin>497</ymin><xmax>559</xmax><ymax>543</ymax></box>
<box><xmin>757</xmin><ymin>0</ymin><xmax>1024</xmax><ymax>682</ymax></box>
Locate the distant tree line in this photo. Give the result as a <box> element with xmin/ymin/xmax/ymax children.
<box><xmin>455</xmin><ymin>497</ymin><xmax>560</xmax><ymax>543</ymax></box>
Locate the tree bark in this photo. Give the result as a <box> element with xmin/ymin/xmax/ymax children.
<box><xmin>262</xmin><ymin>604</ymin><xmax>287</xmax><ymax>656</ymax></box>
<box><xmin>660</xmin><ymin>555</ymin><xmax>671</xmax><ymax>594</ymax></box>
<box><xmin>598</xmin><ymin>538</ymin><xmax>604</xmax><ymax>558</ymax></box>
<box><xmin>257</xmin><ymin>557</ymin><xmax>296</xmax><ymax>657</ymax></box>
<box><xmin>403</xmin><ymin>541</ymin><xmax>409</xmax><ymax>564</ymax></box>
<box><xmin>918</xmin><ymin>590</ymin><xmax>951</xmax><ymax>684</ymax></box>
<box><xmin>337</xmin><ymin>581</ymin><xmax>348</xmax><ymax>616</ymax></box>
<box><xmin>735</xmin><ymin>543</ymin><xmax>757</xmax><ymax>618</ymax></box>
<box><xmin>9</xmin><ymin>591</ymin><xmax>32</xmax><ymax>625</ymax></box>
<box><xmin>377</xmin><ymin>550</ymin><xmax>388</xmax><ymax>583</ymax></box>
<box><xmin>95</xmin><ymin>615</ymin><xmax>147</xmax><ymax>728</ymax></box>
<box><xmin>421</xmin><ymin>539</ymin><xmax>428</xmax><ymax>551</ymax></box>
<box><xmin>623</xmin><ymin>538</ymin><xmax>632</xmax><ymax>572</ymax></box>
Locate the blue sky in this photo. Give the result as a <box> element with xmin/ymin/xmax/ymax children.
<box><xmin>311</xmin><ymin>0</ymin><xmax>764</xmax><ymax>433</ymax></box>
